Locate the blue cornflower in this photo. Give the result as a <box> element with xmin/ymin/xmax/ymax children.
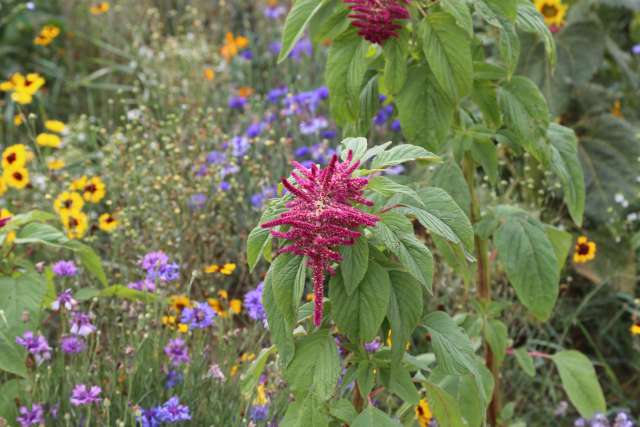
<box><xmin>165</xmin><ymin>370</ymin><xmax>184</xmax><ymax>389</ymax></box>
<box><xmin>157</xmin><ymin>396</ymin><xmax>191</xmax><ymax>423</ymax></box>
<box><xmin>250</xmin><ymin>405</ymin><xmax>269</xmax><ymax>422</ymax></box>
<box><xmin>206</xmin><ymin>150</ymin><xmax>226</xmax><ymax>165</ymax></box>
<box><xmin>244</xmin><ymin>282</ymin><xmax>266</xmax><ymax>323</ymax></box>
<box><xmin>228</xmin><ymin>96</ymin><xmax>247</xmax><ymax>110</ymax></box>
<box><xmin>181</xmin><ymin>302</ymin><xmax>216</xmax><ymax>329</ymax></box>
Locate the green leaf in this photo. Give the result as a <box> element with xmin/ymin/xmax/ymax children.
<box><xmin>552</xmin><ymin>350</ymin><xmax>606</xmax><ymax>418</ymax></box>
<box><xmin>484</xmin><ymin>319</ymin><xmax>508</xmax><ymax>367</ymax></box>
<box><xmin>330</xmin><ymin>260</ymin><xmax>391</xmax><ymax>342</ymax></box>
<box><xmin>0</xmin><ymin>210</ymin><xmax>56</xmax><ymax>234</ymax></box>
<box><xmin>0</xmin><ymin>379</ymin><xmax>27</xmax><ymax>421</ymax></box>
<box><xmin>420</xmin><ymin>12</ymin><xmax>473</xmax><ymax>100</ymax></box>
<box><xmin>423</xmin><ymin>382</ymin><xmax>467</xmax><ymax>427</ymax></box>
<box><xmin>513</xmin><ymin>347</ymin><xmax>535</xmax><ymax>377</ymax></box>
<box><xmin>241</xmin><ymin>345</ymin><xmax>276</xmax><ymax>398</ymax></box>
<box><xmin>548</xmin><ymin>124</ymin><xmax>585</xmax><ymax>226</ymax></box>
<box><xmin>14</xmin><ymin>222</ymin><xmax>68</xmax><ymax>246</ymax></box>
<box><xmin>515</xmin><ymin>0</ymin><xmax>556</xmax><ymax>65</ymax></box>
<box><xmin>370</xmin><ymin>144</ymin><xmax>439</xmax><ymax>170</ymax></box>
<box><xmin>388</xmin><ymin>365</ymin><xmax>420</xmax><ymax>404</ymax></box>
<box><xmin>248</xmin><ymin>199</ymin><xmax>287</xmax><ymax>271</ymax></box>
<box><xmin>498</xmin><ymin>20</ymin><xmax>520</xmax><ymax>77</ymax></box>
<box><xmin>430</xmin><ymin>160</ymin><xmax>471</xmax><ymax>217</ymax></box>
<box><xmin>545</xmin><ymin>225</ymin><xmax>572</xmax><ymax>274</ymax></box>
<box><xmin>281</xmin><ymin>394</ymin><xmax>329</xmax><ymax>427</ymax></box>
<box><xmin>65</xmin><ymin>240</ymin><xmax>109</xmax><ymax>287</ymax></box>
<box><xmin>472</xmin><ymin>80</ymin><xmax>501</xmax><ymax>128</ymax></box>
<box><xmin>355</xmin><ymin>361</ymin><xmax>376</xmax><ymax>396</ymax></box>
<box><xmin>351</xmin><ymin>406</ymin><xmax>401</xmax><ymax>427</ymax></box>
<box><xmin>339</xmin><ymin>236</ymin><xmax>369</xmax><ymax>295</ymax></box>
<box><xmin>271</xmin><ymin>253</ymin><xmax>305</xmax><ymax>326</ymax></box>
<box><xmin>0</xmin><ymin>325</ymin><xmax>27</xmax><ymax>378</ymax></box>
<box><xmin>383</xmin><ymin>36</ymin><xmax>408</xmax><ymax>94</ymax></box>
<box><xmin>326</xmin><ymin>32</ymin><xmax>368</xmax><ymax>125</ymax></box>
<box><xmin>397</xmin><ymin>65</ymin><xmax>454</xmax><ymax>151</ymax></box>
<box><xmin>329</xmin><ymin>399</ymin><xmax>358</xmax><ymax>424</ymax></box>
<box><xmin>498</xmin><ymin>75</ymin><xmax>549</xmax><ymax>143</ymax></box>
<box><xmin>367</xmin><ymin>176</ymin><xmax>424</xmax><ymax>207</ymax></box>
<box><xmin>340</xmin><ymin>137</ymin><xmax>369</xmax><ymax>161</ymax></box>
<box><xmin>494</xmin><ymin>217</ymin><xmax>559</xmax><ymax>320</ymax></box>
<box><xmin>440</xmin><ymin>0</ymin><xmax>473</xmax><ymax>35</ymax></box>
<box><xmin>387</xmin><ymin>271</ymin><xmax>423</xmax><ymax>361</ymax></box>
<box><xmin>278</xmin><ymin>0</ymin><xmax>329</xmax><ymax>62</ymax></box>
<box><xmin>481</xmin><ymin>0</ymin><xmax>518</xmax><ymax>21</ymax></box>
<box><xmin>309</xmin><ymin>0</ymin><xmax>351</xmax><ymax>43</ymax></box>
<box><xmin>285</xmin><ymin>328</ymin><xmax>341</xmax><ymax>400</ymax></box>
<box><xmin>470</xmin><ymin>139</ymin><xmax>499</xmax><ymax>185</ymax></box>
<box><xmin>263</xmin><ymin>271</ymin><xmax>295</xmax><ymax>366</ymax></box>
<box><xmin>0</xmin><ymin>272</ymin><xmax>46</xmax><ymax>327</ymax></box>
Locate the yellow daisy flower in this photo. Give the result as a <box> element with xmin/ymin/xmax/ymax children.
<box><xmin>0</xmin><ymin>177</ymin><xmax>6</xmax><ymax>196</ymax></box>
<box><xmin>47</xmin><ymin>159</ymin><xmax>65</xmax><ymax>170</ymax></box>
<box><xmin>573</xmin><ymin>236</ymin><xmax>596</xmax><ymax>264</ymax></box>
<box><xmin>534</xmin><ymin>0</ymin><xmax>568</xmax><ymax>28</ymax></box>
<box><xmin>11</xmin><ymin>91</ymin><xmax>33</xmax><ymax>105</ymax></box>
<box><xmin>45</xmin><ymin>120</ymin><xmax>66</xmax><ymax>133</ymax></box>
<box><xmin>14</xmin><ymin>114</ymin><xmax>24</xmax><ymax>126</ymax></box>
<box><xmin>631</xmin><ymin>323</ymin><xmax>640</xmax><ymax>336</ymax></box>
<box><xmin>203</xmin><ymin>67</ymin><xmax>215</xmax><ymax>81</ymax></box>
<box><xmin>416</xmin><ymin>399</ymin><xmax>433</xmax><ymax>427</ymax></box>
<box><xmin>82</xmin><ymin>177</ymin><xmax>106</xmax><ymax>203</ymax></box>
<box><xmin>41</xmin><ymin>25</ymin><xmax>61</xmax><ymax>39</ymax></box>
<box><xmin>60</xmin><ymin>210</ymin><xmax>89</xmax><ymax>240</ymax></box>
<box><xmin>3</xmin><ymin>167</ymin><xmax>30</xmax><ymax>189</ymax></box>
<box><xmin>36</xmin><ymin>133</ymin><xmax>62</xmax><ymax>148</ymax></box>
<box><xmin>2</xmin><ymin>144</ymin><xmax>28</xmax><ymax>169</ymax></box>
<box><xmin>53</xmin><ymin>191</ymin><xmax>84</xmax><ymax>215</ymax></box>
<box><xmin>98</xmin><ymin>213</ymin><xmax>118</xmax><ymax>232</ymax></box>
<box><xmin>169</xmin><ymin>295</ymin><xmax>191</xmax><ymax>312</ymax></box>
<box><xmin>240</xmin><ymin>352</ymin><xmax>255</xmax><ymax>363</ymax></box>
<box><xmin>178</xmin><ymin>323</ymin><xmax>189</xmax><ymax>333</ymax></box>
<box><xmin>220</xmin><ymin>263</ymin><xmax>236</xmax><ymax>275</ymax></box>
<box><xmin>218</xmin><ymin>290</ymin><xmax>229</xmax><ymax>300</ymax></box>
<box><xmin>230</xmin><ymin>299</ymin><xmax>242</xmax><ymax>315</ymax></box>
<box><xmin>90</xmin><ymin>2</ymin><xmax>110</xmax><ymax>15</ymax></box>
<box><xmin>205</xmin><ymin>263</ymin><xmax>220</xmax><ymax>273</ymax></box>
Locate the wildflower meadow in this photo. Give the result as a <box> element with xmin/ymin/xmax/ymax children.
<box><xmin>1</xmin><ymin>0</ymin><xmax>640</xmax><ymax>426</ymax></box>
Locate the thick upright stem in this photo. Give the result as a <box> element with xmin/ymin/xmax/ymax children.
<box><xmin>462</xmin><ymin>154</ymin><xmax>501</xmax><ymax>426</ymax></box>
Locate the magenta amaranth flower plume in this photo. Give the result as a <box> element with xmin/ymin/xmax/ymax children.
<box><xmin>344</xmin><ymin>0</ymin><xmax>410</xmax><ymax>44</ymax></box>
<box><xmin>261</xmin><ymin>151</ymin><xmax>378</xmax><ymax>326</ymax></box>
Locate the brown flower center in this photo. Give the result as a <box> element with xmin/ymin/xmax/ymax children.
<box><xmin>69</xmin><ymin>217</ymin><xmax>79</xmax><ymax>228</ymax></box>
<box><xmin>6</xmin><ymin>153</ymin><xmax>16</xmax><ymax>164</ymax></box>
<box><xmin>84</xmin><ymin>184</ymin><xmax>97</xmax><ymax>193</ymax></box>
<box><xmin>541</xmin><ymin>4</ymin><xmax>558</xmax><ymax>18</ymax></box>
<box><xmin>63</xmin><ymin>200</ymin><xmax>73</xmax><ymax>209</ymax></box>
<box><xmin>576</xmin><ymin>242</ymin><xmax>590</xmax><ymax>255</ymax></box>
<box><xmin>12</xmin><ymin>171</ymin><xmax>23</xmax><ymax>181</ymax></box>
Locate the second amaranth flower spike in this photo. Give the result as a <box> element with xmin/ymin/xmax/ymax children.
<box><xmin>344</xmin><ymin>0</ymin><xmax>411</xmax><ymax>45</ymax></box>
<box><xmin>261</xmin><ymin>151</ymin><xmax>379</xmax><ymax>326</ymax></box>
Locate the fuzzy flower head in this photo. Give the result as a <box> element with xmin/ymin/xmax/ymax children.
<box><xmin>60</xmin><ymin>335</ymin><xmax>86</xmax><ymax>354</ymax></box>
<box><xmin>51</xmin><ymin>288</ymin><xmax>77</xmax><ymax>311</ymax></box>
<box><xmin>344</xmin><ymin>0</ymin><xmax>410</xmax><ymax>44</ymax></box>
<box><xmin>70</xmin><ymin>384</ymin><xmax>101</xmax><ymax>406</ymax></box>
<box><xmin>164</xmin><ymin>338</ymin><xmax>190</xmax><ymax>366</ymax></box>
<box><xmin>157</xmin><ymin>396</ymin><xmax>191</xmax><ymax>423</ymax></box>
<box><xmin>15</xmin><ymin>331</ymin><xmax>52</xmax><ymax>365</ymax></box>
<box><xmin>262</xmin><ymin>151</ymin><xmax>378</xmax><ymax>326</ymax></box>
<box><xmin>69</xmin><ymin>311</ymin><xmax>96</xmax><ymax>337</ymax></box>
<box><xmin>16</xmin><ymin>403</ymin><xmax>44</xmax><ymax>427</ymax></box>
<box><xmin>52</xmin><ymin>260</ymin><xmax>78</xmax><ymax>277</ymax></box>
<box><xmin>180</xmin><ymin>302</ymin><xmax>216</xmax><ymax>329</ymax></box>
<box><xmin>244</xmin><ymin>282</ymin><xmax>267</xmax><ymax>323</ymax></box>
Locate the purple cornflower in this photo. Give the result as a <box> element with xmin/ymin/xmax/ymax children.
<box><xmin>290</xmin><ymin>37</ymin><xmax>313</xmax><ymax>62</ymax></box>
<box><xmin>16</xmin><ymin>403</ymin><xmax>44</xmax><ymax>427</ymax></box>
<box><xmin>391</xmin><ymin>119</ymin><xmax>401</xmax><ymax>132</ymax></box>
<box><xmin>165</xmin><ymin>370</ymin><xmax>184</xmax><ymax>389</ymax></box>
<box><xmin>246</xmin><ymin>122</ymin><xmax>265</xmax><ymax>138</ymax></box>
<box><xmin>251</xmin><ymin>186</ymin><xmax>277</xmax><ymax>209</ymax></box>
<box><xmin>269</xmin><ymin>41</ymin><xmax>282</xmax><ymax>56</ymax></box>
<box><xmin>384</xmin><ymin>165</ymin><xmax>405</xmax><ymax>176</ymax></box>
<box><xmin>220</xmin><ymin>163</ymin><xmax>240</xmax><ymax>178</ymax></box>
<box><xmin>240</xmin><ymin>49</ymin><xmax>254</xmax><ymax>60</ymax></box>
<box><xmin>139</xmin><ymin>251</ymin><xmax>168</xmax><ymax>271</ymax></box>
<box><xmin>250</xmin><ymin>405</ymin><xmax>269</xmax><ymax>422</ymax></box>
<box><xmin>373</xmin><ymin>104</ymin><xmax>394</xmax><ymax>126</ymax></box>
<box><xmin>70</xmin><ymin>384</ymin><xmax>101</xmax><ymax>406</ymax></box>
<box><xmin>300</xmin><ymin>117</ymin><xmax>328</xmax><ymax>135</ymax></box>
<box><xmin>228</xmin><ymin>96</ymin><xmax>247</xmax><ymax>110</ymax></box>
<box><xmin>157</xmin><ymin>263</ymin><xmax>180</xmax><ymax>282</ymax></box>
<box><xmin>261</xmin><ymin>152</ymin><xmax>378</xmax><ymax>326</ymax></box>
<box><xmin>189</xmin><ymin>193</ymin><xmax>207</xmax><ymax>209</ymax></box>
<box><xmin>60</xmin><ymin>335</ymin><xmax>86</xmax><ymax>354</ymax></box>
<box><xmin>231</xmin><ymin>136</ymin><xmax>251</xmax><ymax>157</ymax></box>
<box><xmin>294</xmin><ymin>146</ymin><xmax>311</xmax><ymax>158</ymax></box>
<box><xmin>364</xmin><ymin>337</ymin><xmax>382</xmax><ymax>353</ymax></box>
<box><xmin>218</xmin><ymin>181</ymin><xmax>231</xmax><ymax>192</ymax></box>
<box><xmin>206</xmin><ymin>150</ymin><xmax>227</xmax><ymax>165</ymax></box>
<box><xmin>244</xmin><ymin>282</ymin><xmax>267</xmax><ymax>322</ymax></box>
<box><xmin>157</xmin><ymin>396</ymin><xmax>191</xmax><ymax>423</ymax></box>
<box><xmin>69</xmin><ymin>311</ymin><xmax>96</xmax><ymax>337</ymax></box>
<box><xmin>128</xmin><ymin>279</ymin><xmax>156</xmax><ymax>292</ymax></box>
<box><xmin>264</xmin><ymin>4</ymin><xmax>286</xmax><ymax>19</ymax></box>
<box><xmin>267</xmin><ymin>86</ymin><xmax>288</xmax><ymax>103</ymax></box>
<box><xmin>632</xmin><ymin>44</ymin><xmax>640</xmax><ymax>55</ymax></box>
<box><xmin>51</xmin><ymin>288</ymin><xmax>77</xmax><ymax>311</ymax></box>
<box><xmin>180</xmin><ymin>302</ymin><xmax>216</xmax><ymax>329</ymax></box>
<box><xmin>164</xmin><ymin>338</ymin><xmax>190</xmax><ymax>366</ymax></box>
<box><xmin>320</xmin><ymin>129</ymin><xmax>337</xmax><ymax>139</ymax></box>
<box><xmin>138</xmin><ymin>407</ymin><xmax>162</xmax><ymax>427</ymax></box>
<box><xmin>52</xmin><ymin>260</ymin><xmax>78</xmax><ymax>277</ymax></box>
<box><xmin>16</xmin><ymin>331</ymin><xmax>52</xmax><ymax>365</ymax></box>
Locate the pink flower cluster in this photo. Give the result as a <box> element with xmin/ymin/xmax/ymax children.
<box><xmin>344</xmin><ymin>0</ymin><xmax>410</xmax><ymax>45</ymax></box>
<box><xmin>262</xmin><ymin>152</ymin><xmax>378</xmax><ymax>326</ymax></box>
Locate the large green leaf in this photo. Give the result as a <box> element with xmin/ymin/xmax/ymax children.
<box><xmin>548</xmin><ymin>123</ymin><xmax>585</xmax><ymax>226</ymax></box>
<box><xmin>397</xmin><ymin>65</ymin><xmax>454</xmax><ymax>151</ymax></box>
<box><xmin>383</xmin><ymin>35</ymin><xmax>408</xmax><ymax>95</ymax></box>
<box><xmin>351</xmin><ymin>406</ymin><xmax>401</xmax><ymax>427</ymax></box>
<box><xmin>339</xmin><ymin>236</ymin><xmax>369</xmax><ymax>296</ymax></box>
<box><xmin>420</xmin><ymin>12</ymin><xmax>473</xmax><ymax>100</ymax></box>
<box><xmin>440</xmin><ymin>0</ymin><xmax>473</xmax><ymax>35</ymax></box>
<box><xmin>65</xmin><ymin>240</ymin><xmax>109</xmax><ymax>287</ymax></box>
<box><xmin>552</xmin><ymin>350</ymin><xmax>606</xmax><ymax>418</ymax></box>
<box><xmin>285</xmin><ymin>328</ymin><xmax>341</xmax><ymax>400</ymax></box>
<box><xmin>263</xmin><ymin>271</ymin><xmax>295</xmax><ymax>366</ymax></box>
<box><xmin>0</xmin><ymin>272</ymin><xmax>46</xmax><ymax>327</ymax></box>
<box><xmin>240</xmin><ymin>346</ymin><xmax>276</xmax><ymax>398</ymax></box>
<box><xmin>281</xmin><ymin>394</ymin><xmax>329</xmax><ymax>427</ymax></box>
<box><xmin>0</xmin><ymin>379</ymin><xmax>28</xmax><ymax>421</ymax></box>
<box><xmin>369</xmin><ymin>144</ymin><xmax>439</xmax><ymax>170</ymax></box>
<box><xmin>270</xmin><ymin>253</ymin><xmax>305</xmax><ymax>326</ymax></box>
<box><xmin>423</xmin><ymin>381</ymin><xmax>467</xmax><ymax>427</ymax></box>
<box><xmin>330</xmin><ymin>260</ymin><xmax>391</xmax><ymax>342</ymax></box>
<box><xmin>247</xmin><ymin>199</ymin><xmax>286</xmax><ymax>271</ymax></box>
<box><xmin>0</xmin><ymin>325</ymin><xmax>27</xmax><ymax>378</ymax></box>
<box><xmin>515</xmin><ymin>0</ymin><xmax>556</xmax><ymax>65</ymax></box>
<box><xmin>14</xmin><ymin>222</ymin><xmax>68</xmax><ymax>246</ymax></box>
<box><xmin>494</xmin><ymin>216</ymin><xmax>559</xmax><ymax>320</ymax></box>
<box><xmin>483</xmin><ymin>319</ymin><xmax>508</xmax><ymax>367</ymax></box>
<box><xmin>387</xmin><ymin>271</ymin><xmax>423</xmax><ymax>361</ymax></box>
<box><xmin>481</xmin><ymin>0</ymin><xmax>517</xmax><ymax>21</ymax></box>
<box><xmin>430</xmin><ymin>160</ymin><xmax>471</xmax><ymax>217</ymax></box>
<box><xmin>278</xmin><ymin>0</ymin><xmax>330</xmax><ymax>62</ymax></box>
<box><xmin>325</xmin><ymin>31</ymin><xmax>368</xmax><ymax>125</ymax></box>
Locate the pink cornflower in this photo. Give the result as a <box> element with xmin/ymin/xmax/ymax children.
<box><xmin>70</xmin><ymin>384</ymin><xmax>101</xmax><ymax>406</ymax></box>
<box><xmin>344</xmin><ymin>0</ymin><xmax>410</xmax><ymax>45</ymax></box>
<box><xmin>262</xmin><ymin>152</ymin><xmax>378</xmax><ymax>326</ymax></box>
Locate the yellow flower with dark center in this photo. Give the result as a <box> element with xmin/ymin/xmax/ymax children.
<box><xmin>34</xmin><ymin>26</ymin><xmax>60</xmax><ymax>46</ymax></box>
<box><xmin>45</xmin><ymin>120</ymin><xmax>66</xmax><ymax>133</ymax></box>
<box><xmin>90</xmin><ymin>2</ymin><xmax>110</xmax><ymax>15</ymax></box>
<box><xmin>2</xmin><ymin>73</ymin><xmax>46</xmax><ymax>105</ymax></box>
<box><xmin>2</xmin><ymin>144</ymin><xmax>28</xmax><ymax>169</ymax></box>
<box><xmin>254</xmin><ymin>383</ymin><xmax>268</xmax><ymax>405</ymax></box>
<box><xmin>47</xmin><ymin>159</ymin><xmax>65</xmax><ymax>170</ymax></box>
<box><xmin>82</xmin><ymin>177</ymin><xmax>106</xmax><ymax>203</ymax></box>
<box><xmin>61</xmin><ymin>210</ymin><xmax>88</xmax><ymax>240</ymax></box>
<box><xmin>36</xmin><ymin>133</ymin><xmax>62</xmax><ymax>148</ymax></box>
<box><xmin>230</xmin><ymin>364</ymin><xmax>239</xmax><ymax>377</ymax></box>
<box><xmin>230</xmin><ymin>299</ymin><xmax>242</xmax><ymax>314</ymax></box>
<box><xmin>178</xmin><ymin>323</ymin><xmax>189</xmax><ymax>333</ymax></box>
<box><xmin>161</xmin><ymin>315</ymin><xmax>177</xmax><ymax>327</ymax></box>
<box><xmin>0</xmin><ymin>177</ymin><xmax>6</xmax><ymax>196</ymax></box>
<box><xmin>205</xmin><ymin>264</ymin><xmax>220</xmax><ymax>273</ymax></box>
<box><xmin>220</xmin><ymin>262</ymin><xmax>236</xmax><ymax>275</ymax></box>
<box><xmin>203</xmin><ymin>68</ymin><xmax>215</xmax><ymax>81</ymax></box>
<box><xmin>99</xmin><ymin>213</ymin><xmax>118</xmax><ymax>232</ymax></box>
<box><xmin>534</xmin><ymin>0</ymin><xmax>567</xmax><ymax>27</ymax></box>
<box><xmin>70</xmin><ymin>176</ymin><xmax>87</xmax><ymax>191</ymax></box>
<box><xmin>170</xmin><ymin>295</ymin><xmax>191</xmax><ymax>312</ymax></box>
<box><xmin>218</xmin><ymin>290</ymin><xmax>229</xmax><ymax>300</ymax></box>
<box><xmin>416</xmin><ymin>399</ymin><xmax>433</xmax><ymax>427</ymax></box>
<box><xmin>14</xmin><ymin>115</ymin><xmax>24</xmax><ymax>126</ymax></box>
<box><xmin>573</xmin><ymin>236</ymin><xmax>596</xmax><ymax>264</ymax></box>
<box><xmin>631</xmin><ymin>323</ymin><xmax>640</xmax><ymax>336</ymax></box>
<box><xmin>207</xmin><ymin>298</ymin><xmax>228</xmax><ymax>317</ymax></box>
<box><xmin>3</xmin><ymin>167</ymin><xmax>29</xmax><ymax>189</ymax></box>
<box><xmin>54</xmin><ymin>191</ymin><xmax>84</xmax><ymax>215</ymax></box>
<box><xmin>0</xmin><ymin>209</ymin><xmax>16</xmax><ymax>244</ymax></box>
